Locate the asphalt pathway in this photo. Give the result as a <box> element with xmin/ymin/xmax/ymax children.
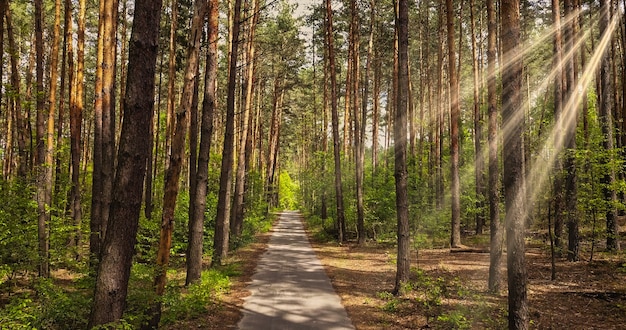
<box><xmin>237</xmin><ymin>211</ymin><xmax>355</xmax><ymax>330</ymax></box>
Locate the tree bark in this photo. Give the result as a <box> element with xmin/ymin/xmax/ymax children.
<box><xmin>393</xmin><ymin>0</ymin><xmax>410</xmax><ymax>296</ymax></box>
<box><xmin>149</xmin><ymin>0</ymin><xmax>207</xmax><ymax>325</ymax></box>
<box><xmin>88</xmin><ymin>0</ymin><xmax>162</xmax><ymax>324</ymax></box>
<box><xmin>563</xmin><ymin>0</ymin><xmax>579</xmax><ymax>261</ymax></box>
<box><xmin>501</xmin><ymin>0</ymin><xmax>529</xmax><ymax>328</ymax></box>
<box><xmin>213</xmin><ymin>0</ymin><xmax>242</xmax><ymax>266</ymax></box>
<box><xmin>470</xmin><ymin>0</ymin><xmax>485</xmax><ymax>235</ymax></box>
<box><xmin>446</xmin><ymin>0</ymin><xmax>461</xmax><ymax>248</ymax></box>
<box><xmin>34</xmin><ymin>0</ymin><xmax>50</xmax><ymax>278</ymax></box>
<box><xmin>487</xmin><ymin>0</ymin><xmax>503</xmax><ymax>294</ymax></box>
<box><xmin>599</xmin><ymin>0</ymin><xmax>620</xmax><ymax>252</ymax></box>
<box><xmin>187</xmin><ymin>0</ymin><xmax>218</xmax><ymax>285</ymax></box>
<box><xmin>325</xmin><ymin>0</ymin><xmax>346</xmax><ymax>242</ymax></box>
<box><xmin>552</xmin><ymin>0</ymin><xmax>565</xmax><ymax>254</ymax></box>
<box><xmin>232</xmin><ymin>0</ymin><xmax>260</xmax><ymax>238</ymax></box>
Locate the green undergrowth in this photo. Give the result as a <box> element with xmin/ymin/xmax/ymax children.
<box><xmin>376</xmin><ymin>268</ymin><xmax>507</xmax><ymax>329</ymax></box>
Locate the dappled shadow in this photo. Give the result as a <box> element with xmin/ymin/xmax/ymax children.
<box><xmin>238</xmin><ymin>211</ymin><xmax>355</xmax><ymax>329</ymax></box>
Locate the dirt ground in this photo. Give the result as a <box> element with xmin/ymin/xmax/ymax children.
<box><xmin>309</xmin><ymin>240</ymin><xmax>626</xmax><ymax>329</ymax></box>
<box><xmin>176</xmin><ymin>227</ymin><xmax>625</xmax><ymax>330</ymax></box>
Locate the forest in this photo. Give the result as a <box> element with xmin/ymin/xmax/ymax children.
<box><xmin>0</xmin><ymin>0</ymin><xmax>625</xmax><ymax>328</ymax></box>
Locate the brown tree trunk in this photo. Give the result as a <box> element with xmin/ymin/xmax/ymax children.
<box><xmin>501</xmin><ymin>0</ymin><xmax>529</xmax><ymax>328</ymax></box>
<box><xmin>4</xmin><ymin>1</ymin><xmax>27</xmax><ymax>178</ymax></box>
<box><xmin>446</xmin><ymin>0</ymin><xmax>461</xmax><ymax>248</ymax></box>
<box><xmin>350</xmin><ymin>0</ymin><xmax>366</xmax><ymax>245</ymax></box>
<box><xmin>552</xmin><ymin>0</ymin><xmax>565</xmax><ymax>254</ymax></box>
<box><xmin>435</xmin><ymin>1</ymin><xmax>445</xmax><ymax>209</ymax></box>
<box><xmin>69</xmin><ymin>0</ymin><xmax>85</xmax><ymax>260</ymax></box>
<box><xmin>186</xmin><ymin>0</ymin><xmax>218</xmax><ymax>285</ymax></box>
<box><xmin>149</xmin><ymin>0</ymin><xmax>207</xmax><ymax>325</ymax></box>
<box><xmin>90</xmin><ymin>0</ymin><xmax>118</xmax><ymax>266</ymax></box>
<box><xmin>212</xmin><ymin>0</ymin><xmax>242</xmax><ymax>266</ymax></box>
<box><xmin>470</xmin><ymin>0</ymin><xmax>485</xmax><ymax>235</ymax></box>
<box><xmin>564</xmin><ymin>0</ymin><xmax>579</xmax><ymax>261</ymax></box>
<box><xmin>266</xmin><ymin>83</ymin><xmax>283</xmax><ymax>209</ymax></box>
<box><xmin>394</xmin><ymin>0</ymin><xmax>410</xmax><ymax>296</ymax></box>
<box><xmin>34</xmin><ymin>0</ymin><xmax>50</xmax><ymax>278</ymax></box>
<box><xmin>325</xmin><ymin>0</ymin><xmax>346</xmax><ymax>242</ymax></box>
<box><xmin>232</xmin><ymin>0</ymin><xmax>260</xmax><ymax>238</ymax></box>
<box><xmin>599</xmin><ymin>0</ymin><xmax>620</xmax><ymax>252</ymax></box>
<box><xmin>165</xmin><ymin>0</ymin><xmax>178</xmax><ymax>171</ymax></box>
<box><xmin>487</xmin><ymin>0</ymin><xmax>502</xmax><ymax>293</ymax></box>
<box><xmin>88</xmin><ymin>0</ymin><xmax>162</xmax><ymax>325</ymax></box>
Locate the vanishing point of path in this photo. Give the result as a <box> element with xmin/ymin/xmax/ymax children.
<box><xmin>238</xmin><ymin>211</ymin><xmax>355</xmax><ymax>330</ymax></box>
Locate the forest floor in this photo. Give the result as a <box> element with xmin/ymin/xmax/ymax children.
<box><xmin>172</xmin><ymin>219</ymin><xmax>626</xmax><ymax>329</ymax></box>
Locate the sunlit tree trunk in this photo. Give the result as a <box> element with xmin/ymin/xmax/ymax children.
<box><xmin>563</xmin><ymin>0</ymin><xmax>579</xmax><ymax>261</ymax></box>
<box><xmin>446</xmin><ymin>0</ymin><xmax>461</xmax><ymax>248</ymax></box>
<box><xmin>34</xmin><ymin>0</ymin><xmax>50</xmax><ymax>278</ymax></box>
<box><xmin>266</xmin><ymin>83</ymin><xmax>283</xmax><ymax>209</ymax></box>
<box><xmin>350</xmin><ymin>0</ymin><xmax>365</xmax><ymax>245</ymax></box>
<box><xmin>88</xmin><ymin>0</ymin><xmax>162</xmax><ymax>325</ymax></box>
<box><xmin>69</xmin><ymin>0</ymin><xmax>85</xmax><ymax>260</ymax></box>
<box><xmin>435</xmin><ymin>1</ymin><xmax>445</xmax><ymax>209</ymax></box>
<box><xmin>213</xmin><ymin>0</ymin><xmax>242</xmax><ymax>266</ymax></box>
<box><xmin>470</xmin><ymin>0</ymin><xmax>485</xmax><ymax>235</ymax></box>
<box><xmin>165</xmin><ymin>0</ymin><xmax>178</xmax><ymax>171</ymax></box>
<box><xmin>393</xmin><ymin>0</ymin><xmax>410</xmax><ymax>296</ymax></box>
<box><xmin>232</xmin><ymin>0</ymin><xmax>260</xmax><ymax>238</ymax></box>
<box><xmin>149</xmin><ymin>0</ymin><xmax>206</xmax><ymax>325</ymax></box>
<box><xmin>187</xmin><ymin>0</ymin><xmax>218</xmax><ymax>285</ymax></box>
<box><xmin>325</xmin><ymin>0</ymin><xmax>346</xmax><ymax>242</ymax></box>
<box><xmin>372</xmin><ymin>55</ymin><xmax>381</xmax><ymax>172</ymax></box>
<box><xmin>552</xmin><ymin>0</ymin><xmax>565</xmax><ymax>254</ymax></box>
<box><xmin>599</xmin><ymin>0</ymin><xmax>620</xmax><ymax>252</ymax></box>
<box><xmin>501</xmin><ymin>0</ymin><xmax>528</xmax><ymax>328</ymax></box>
<box><xmin>90</xmin><ymin>0</ymin><xmax>118</xmax><ymax>266</ymax></box>
<box><xmin>487</xmin><ymin>0</ymin><xmax>502</xmax><ymax>293</ymax></box>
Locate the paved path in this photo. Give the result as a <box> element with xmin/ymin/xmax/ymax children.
<box><xmin>238</xmin><ymin>211</ymin><xmax>355</xmax><ymax>330</ymax></box>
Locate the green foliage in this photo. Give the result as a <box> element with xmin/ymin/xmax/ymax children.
<box><xmin>0</xmin><ymin>297</ymin><xmax>38</xmax><ymax>329</ymax></box>
<box><xmin>437</xmin><ymin>310</ymin><xmax>471</xmax><ymax>330</ymax></box>
<box><xmin>33</xmin><ymin>278</ymin><xmax>91</xmax><ymax>329</ymax></box>
<box><xmin>0</xmin><ymin>179</ymin><xmax>38</xmax><ymax>276</ymax></box>
<box><xmin>278</xmin><ymin>170</ymin><xmax>300</xmax><ymax>210</ymax></box>
<box><xmin>160</xmin><ymin>269</ymin><xmax>231</xmax><ymax>325</ymax></box>
<box><xmin>0</xmin><ymin>277</ymin><xmax>92</xmax><ymax>330</ymax></box>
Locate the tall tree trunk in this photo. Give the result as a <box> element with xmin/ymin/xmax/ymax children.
<box><xmin>325</xmin><ymin>0</ymin><xmax>346</xmax><ymax>242</ymax></box>
<box><xmin>4</xmin><ymin>0</ymin><xmax>27</xmax><ymax>178</ymax></box>
<box><xmin>599</xmin><ymin>0</ymin><xmax>620</xmax><ymax>252</ymax></box>
<box><xmin>45</xmin><ymin>0</ymin><xmax>61</xmax><ymax>263</ymax></box>
<box><xmin>435</xmin><ymin>1</ymin><xmax>445</xmax><ymax>209</ymax></box>
<box><xmin>552</xmin><ymin>0</ymin><xmax>565</xmax><ymax>254</ymax></box>
<box><xmin>266</xmin><ymin>84</ymin><xmax>283</xmax><ymax>209</ymax></box>
<box><xmin>232</xmin><ymin>0</ymin><xmax>260</xmax><ymax>238</ymax></box>
<box><xmin>88</xmin><ymin>0</ymin><xmax>162</xmax><ymax>324</ymax></box>
<box><xmin>487</xmin><ymin>0</ymin><xmax>502</xmax><ymax>293</ymax></box>
<box><xmin>165</xmin><ymin>0</ymin><xmax>178</xmax><ymax>171</ymax></box>
<box><xmin>212</xmin><ymin>0</ymin><xmax>242</xmax><ymax>266</ymax></box>
<box><xmin>564</xmin><ymin>0</ymin><xmax>579</xmax><ymax>261</ymax></box>
<box><xmin>149</xmin><ymin>0</ymin><xmax>207</xmax><ymax>325</ymax></box>
<box><xmin>470</xmin><ymin>0</ymin><xmax>485</xmax><ymax>235</ymax></box>
<box><xmin>350</xmin><ymin>0</ymin><xmax>366</xmax><ymax>245</ymax></box>
<box><xmin>186</xmin><ymin>0</ymin><xmax>218</xmax><ymax>285</ymax></box>
<box><xmin>446</xmin><ymin>0</ymin><xmax>462</xmax><ymax>248</ymax></box>
<box><xmin>69</xmin><ymin>0</ymin><xmax>85</xmax><ymax>260</ymax></box>
<box><xmin>34</xmin><ymin>0</ymin><xmax>50</xmax><ymax>278</ymax></box>
<box><xmin>90</xmin><ymin>0</ymin><xmax>118</xmax><ymax>266</ymax></box>
<box><xmin>393</xmin><ymin>0</ymin><xmax>410</xmax><ymax>296</ymax></box>
<box><xmin>501</xmin><ymin>0</ymin><xmax>529</xmax><ymax>328</ymax></box>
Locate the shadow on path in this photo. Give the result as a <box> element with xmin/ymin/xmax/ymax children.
<box><xmin>237</xmin><ymin>211</ymin><xmax>355</xmax><ymax>330</ymax></box>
